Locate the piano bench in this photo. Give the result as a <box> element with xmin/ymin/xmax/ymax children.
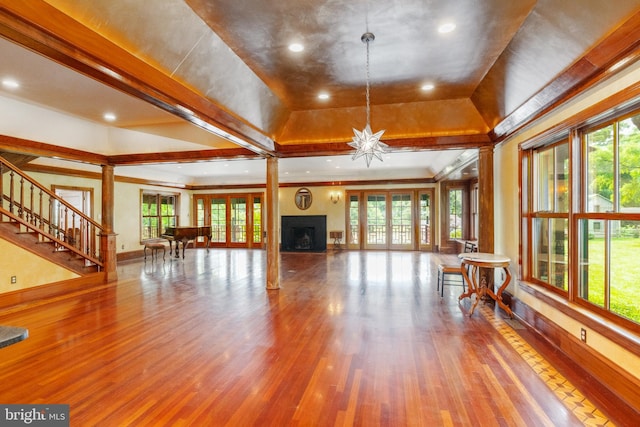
<box><xmin>144</xmin><ymin>242</ymin><xmax>166</xmax><ymax>261</ymax></box>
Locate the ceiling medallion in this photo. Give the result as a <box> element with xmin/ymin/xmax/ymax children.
<box><xmin>348</xmin><ymin>32</ymin><xmax>388</xmax><ymax>167</ymax></box>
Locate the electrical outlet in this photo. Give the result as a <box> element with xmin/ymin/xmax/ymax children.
<box><xmin>121</xmin><ymin>244</ymin><xmax>125</xmax><ymax>250</ymax></box>
<box><xmin>580</xmin><ymin>328</ymin><xmax>587</xmax><ymax>342</ymax></box>
<box><xmin>10</xmin><ymin>276</ymin><xmax>17</xmax><ymax>284</ymax></box>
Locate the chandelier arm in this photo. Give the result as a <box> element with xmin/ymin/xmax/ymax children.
<box><xmin>365</xmin><ymin>37</ymin><xmax>371</xmax><ymax>127</ymax></box>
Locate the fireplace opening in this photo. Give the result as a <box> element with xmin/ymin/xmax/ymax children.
<box><xmin>281</xmin><ymin>215</ymin><xmax>326</xmax><ymax>252</ymax></box>
<box><xmin>293</xmin><ymin>227</ymin><xmax>314</xmax><ymax>250</ymax></box>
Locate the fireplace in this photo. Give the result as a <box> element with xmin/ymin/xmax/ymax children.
<box><xmin>281</xmin><ymin>215</ymin><xmax>326</xmax><ymax>252</ymax></box>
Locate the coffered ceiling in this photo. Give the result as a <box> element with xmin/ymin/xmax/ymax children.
<box><xmin>0</xmin><ymin>0</ymin><xmax>639</xmax><ymax>185</ymax></box>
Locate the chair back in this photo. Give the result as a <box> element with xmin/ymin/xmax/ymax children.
<box><xmin>464</xmin><ymin>241</ymin><xmax>477</xmax><ymax>253</ymax></box>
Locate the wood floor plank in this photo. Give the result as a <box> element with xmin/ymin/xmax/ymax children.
<box><xmin>0</xmin><ymin>249</ymin><xmax>632</xmax><ymax>425</ymax></box>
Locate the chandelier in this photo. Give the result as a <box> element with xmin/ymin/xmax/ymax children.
<box><xmin>348</xmin><ymin>32</ymin><xmax>388</xmax><ymax>167</ymax></box>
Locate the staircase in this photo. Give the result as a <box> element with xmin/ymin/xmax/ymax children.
<box><xmin>0</xmin><ymin>156</ymin><xmax>104</xmax><ymax>275</ymax></box>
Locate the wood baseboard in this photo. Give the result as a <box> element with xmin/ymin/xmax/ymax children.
<box><xmin>512</xmin><ymin>294</ymin><xmax>640</xmax><ymax>413</ymax></box>
<box><xmin>0</xmin><ymin>273</ymin><xmax>106</xmax><ymax>311</ymax></box>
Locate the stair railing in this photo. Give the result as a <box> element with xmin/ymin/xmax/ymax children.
<box><xmin>0</xmin><ymin>157</ymin><xmax>104</xmax><ymax>269</ymax></box>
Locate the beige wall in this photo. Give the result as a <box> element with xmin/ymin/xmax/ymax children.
<box><xmin>494</xmin><ymin>60</ymin><xmax>640</xmax><ymax>382</ymax></box>
<box><xmin>0</xmin><ymin>239</ymin><xmax>78</xmax><ymax>292</ymax></box>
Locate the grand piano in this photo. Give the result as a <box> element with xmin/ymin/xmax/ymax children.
<box><xmin>161</xmin><ymin>226</ymin><xmax>211</xmax><ymax>258</ymax></box>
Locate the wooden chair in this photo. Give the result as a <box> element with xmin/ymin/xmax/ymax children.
<box><xmin>437</xmin><ymin>242</ymin><xmax>475</xmax><ymax>297</ymax></box>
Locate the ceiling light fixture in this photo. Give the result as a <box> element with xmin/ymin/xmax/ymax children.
<box><xmin>438</xmin><ymin>22</ymin><xmax>456</xmax><ymax>33</ymax></box>
<box><xmin>103</xmin><ymin>112</ymin><xmax>116</xmax><ymax>122</ymax></box>
<box><xmin>421</xmin><ymin>83</ymin><xmax>435</xmax><ymax>91</ymax></box>
<box><xmin>288</xmin><ymin>43</ymin><xmax>304</xmax><ymax>52</ymax></box>
<box><xmin>318</xmin><ymin>92</ymin><xmax>330</xmax><ymax>100</ymax></box>
<box><xmin>348</xmin><ymin>32</ymin><xmax>387</xmax><ymax>167</ymax></box>
<box><xmin>2</xmin><ymin>78</ymin><xmax>19</xmax><ymax>89</ymax></box>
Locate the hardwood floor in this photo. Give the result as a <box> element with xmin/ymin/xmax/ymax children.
<box><xmin>0</xmin><ymin>249</ymin><xmax>635</xmax><ymax>426</ymax></box>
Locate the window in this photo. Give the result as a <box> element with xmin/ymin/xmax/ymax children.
<box><xmin>141</xmin><ymin>192</ymin><xmax>178</xmax><ymax>240</ymax></box>
<box><xmin>521</xmin><ymin>108</ymin><xmax>640</xmax><ymax>328</ymax></box>
<box><xmin>530</xmin><ymin>142</ymin><xmax>569</xmax><ymax>290</ymax></box>
<box><xmin>578</xmin><ymin>112</ymin><xmax>640</xmax><ymax>323</ymax></box>
<box><xmin>419</xmin><ymin>191</ymin><xmax>432</xmax><ymax>248</ymax></box>
<box><xmin>470</xmin><ymin>182</ymin><xmax>478</xmax><ymax>241</ymax></box>
<box><xmin>348</xmin><ymin>194</ymin><xmax>360</xmax><ymax>247</ymax></box>
<box><xmin>448</xmin><ymin>188</ymin><xmax>463</xmax><ymax>239</ymax></box>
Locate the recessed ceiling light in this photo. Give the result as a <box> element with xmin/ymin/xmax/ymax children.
<box><xmin>318</xmin><ymin>93</ymin><xmax>330</xmax><ymax>100</ymax></box>
<box><xmin>438</xmin><ymin>22</ymin><xmax>456</xmax><ymax>33</ymax></box>
<box><xmin>421</xmin><ymin>83</ymin><xmax>435</xmax><ymax>91</ymax></box>
<box><xmin>288</xmin><ymin>43</ymin><xmax>304</xmax><ymax>52</ymax></box>
<box><xmin>103</xmin><ymin>112</ymin><xmax>117</xmax><ymax>122</ymax></box>
<box><xmin>326</xmin><ymin>159</ymin><xmax>332</xmax><ymax>162</ymax></box>
<box><xmin>2</xmin><ymin>79</ymin><xmax>19</xmax><ymax>89</ymax></box>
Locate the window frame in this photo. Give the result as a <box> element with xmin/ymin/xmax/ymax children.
<box><xmin>140</xmin><ymin>190</ymin><xmax>179</xmax><ymax>242</ymax></box>
<box><xmin>520</xmin><ymin>105</ymin><xmax>640</xmax><ymax>331</ymax></box>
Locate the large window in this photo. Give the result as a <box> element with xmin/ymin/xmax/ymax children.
<box><xmin>141</xmin><ymin>192</ymin><xmax>178</xmax><ymax>240</ymax></box>
<box><xmin>578</xmin><ymin>113</ymin><xmax>640</xmax><ymax>324</ymax></box>
<box><xmin>522</xmin><ymin>109</ymin><xmax>640</xmax><ymax>327</ymax></box>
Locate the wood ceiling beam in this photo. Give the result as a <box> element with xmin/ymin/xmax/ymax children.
<box><xmin>107</xmin><ymin>148</ymin><xmax>261</xmax><ymax>165</ymax></box>
<box><xmin>276</xmin><ymin>134</ymin><xmax>493</xmax><ymax>157</ymax></box>
<box><xmin>0</xmin><ymin>134</ymin><xmax>108</xmax><ymax>164</ymax></box>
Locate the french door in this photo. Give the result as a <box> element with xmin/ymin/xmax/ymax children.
<box><xmin>194</xmin><ymin>193</ymin><xmax>263</xmax><ymax>248</ymax></box>
<box><xmin>347</xmin><ymin>190</ymin><xmax>429</xmax><ymax>250</ymax></box>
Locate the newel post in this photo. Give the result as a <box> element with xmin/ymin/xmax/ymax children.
<box><xmin>101</xmin><ymin>164</ymin><xmax>118</xmax><ymax>282</ymax></box>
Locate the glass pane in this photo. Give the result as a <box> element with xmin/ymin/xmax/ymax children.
<box><xmin>253</xmin><ymin>197</ymin><xmax>262</xmax><ymax>243</ymax></box>
<box><xmin>419</xmin><ymin>193</ymin><xmax>430</xmax><ymax>245</ymax></box>
<box><xmin>196</xmin><ymin>198</ymin><xmax>205</xmax><ymax>227</ymax></box>
<box><xmin>231</xmin><ymin>197</ymin><xmax>247</xmax><ymax>243</ymax></box>
<box><xmin>391</xmin><ymin>194</ymin><xmax>411</xmax><ymax>245</ymax></box>
<box><xmin>618</xmin><ymin>114</ymin><xmax>640</xmax><ymax>210</ymax></box>
<box><xmin>143</xmin><ymin>194</ymin><xmax>157</xmax><ymax>216</ymax></box>
<box><xmin>449</xmin><ymin>189</ymin><xmax>462</xmax><ymax>239</ymax></box>
<box><xmin>578</xmin><ymin>219</ymin><xmax>605</xmax><ymax>308</ymax></box>
<box><xmin>549</xmin><ymin>218</ymin><xmax>568</xmax><ymax>290</ymax></box>
<box><xmin>555</xmin><ymin>144</ymin><xmax>569</xmax><ymax>213</ymax></box>
<box><xmin>349</xmin><ymin>195</ymin><xmax>359</xmax><ymax>245</ymax></box>
<box><xmin>610</xmin><ymin>220</ymin><xmax>640</xmax><ymax>323</ymax></box>
<box><xmin>366</xmin><ymin>194</ymin><xmax>386</xmax><ymax>245</ymax></box>
<box><xmin>160</xmin><ymin>195</ymin><xmax>175</xmax><ymax>216</ymax></box>
<box><xmin>534</xmin><ymin>148</ymin><xmax>553</xmax><ymax>212</ymax></box>
<box><xmin>532</xmin><ymin>218</ymin><xmax>549</xmax><ymax>282</ymax></box>
<box><xmin>211</xmin><ymin>198</ymin><xmax>226</xmax><ymax>243</ymax></box>
<box><xmin>142</xmin><ymin>217</ymin><xmax>157</xmax><ymax>240</ymax></box>
<box><xmin>586</xmin><ymin>124</ymin><xmax>614</xmax><ymax>213</ymax></box>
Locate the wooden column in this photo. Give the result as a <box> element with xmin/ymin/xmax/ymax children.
<box><xmin>478</xmin><ymin>146</ymin><xmax>495</xmax><ymax>291</ymax></box>
<box><xmin>266</xmin><ymin>156</ymin><xmax>280</xmax><ymax>290</ymax></box>
<box><xmin>478</xmin><ymin>146</ymin><xmax>494</xmax><ymax>253</ymax></box>
<box><xmin>100</xmin><ymin>164</ymin><xmax>118</xmax><ymax>282</ymax></box>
